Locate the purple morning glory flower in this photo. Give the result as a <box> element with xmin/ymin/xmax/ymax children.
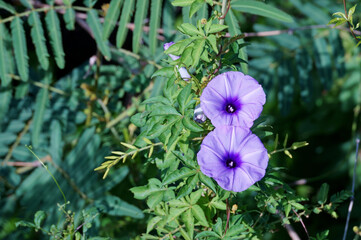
<box><xmin>197</xmin><ymin>126</ymin><xmax>268</xmax><ymax>192</ymax></box>
<box><xmin>164</xmin><ymin>42</ymin><xmax>191</xmax><ymax>81</ymax></box>
<box><xmin>200</xmin><ymin>71</ymin><xmax>266</xmax><ymax>128</ymax></box>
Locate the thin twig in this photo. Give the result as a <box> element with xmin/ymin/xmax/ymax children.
<box><xmin>2</xmin><ymin>118</ymin><xmax>33</xmax><ymax>165</ymax></box>
<box><xmin>343</xmin><ymin>0</ymin><xmax>358</xmax><ymax>41</ymax></box>
<box><xmin>219</xmin><ymin>0</ymin><xmax>231</xmax><ymax>21</ymax></box>
<box><xmin>342</xmin><ymin>138</ymin><xmax>360</xmax><ymax>240</ymax></box>
<box><xmin>292</xmin><ymin>209</ymin><xmax>310</xmax><ymax>239</ymax></box>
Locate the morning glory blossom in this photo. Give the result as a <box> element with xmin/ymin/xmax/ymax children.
<box><xmin>197</xmin><ymin>126</ymin><xmax>268</xmax><ymax>192</ymax></box>
<box><xmin>193</xmin><ymin>104</ymin><xmax>207</xmax><ymax>123</ymax></box>
<box><xmin>163</xmin><ymin>42</ymin><xmax>191</xmax><ymax>81</ymax></box>
<box><xmin>200</xmin><ymin>71</ymin><xmax>266</xmax><ymax>128</ymax></box>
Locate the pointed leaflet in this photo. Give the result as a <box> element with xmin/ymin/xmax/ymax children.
<box><xmin>149</xmin><ymin>0</ymin><xmax>162</xmax><ymax>55</ymax></box>
<box><xmin>102</xmin><ymin>0</ymin><xmax>123</xmax><ymax>40</ymax></box>
<box><xmin>87</xmin><ymin>9</ymin><xmax>111</xmax><ymax>60</ymax></box>
<box><xmin>225</xmin><ymin>9</ymin><xmax>248</xmax><ymax>73</ymax></box>
<box><xmin>45</xmin><ymin>9</ymin><xmax>65</xmax><ymax>69</ymax></box>
<box><xmin>29</xmin><ymin>12</ymin><xmax>49</xmax><ymax>70</ymax></box>
<box><xmin>116</xmin><ymin>0</ymin><xmax>134</xmax><ymax>48</ymax></box>
<box><xmin>11</xmin><ymin>17</ymin><xmax>29</xmax><ymax>81</ymax></box>
<box><xmin>32</xmin><ymin>71</ymin><xmax>50</xmax><ymax>148</ymax></box>
<box><xmin>132</xmin><ymin>0</ymin><xmax>149</xmax><ymax>53</ymax></box>
<box><xmin>0</xmin><ymin>22</ymin><xmax>10</xmax><ymax>86</ymax></box>
<box><xmin>231</xmin><ymin>0</ymin><xmax>293</xmax><ymax>23</ymax></box>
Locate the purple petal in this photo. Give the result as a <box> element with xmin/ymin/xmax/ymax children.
<box><xmin>200</xmin><ymin>71</ymin><xmax>266</xmax><ymax>128</ymax></box>
<box><xmin>197</xmin><ymin>126</ymin><xmax>269</xmax><ymax>192</ymax></box>
<box><xmin>164</xmin><ymin>42</ymin><xmax>189</xmax><ymax>80</ymax></box>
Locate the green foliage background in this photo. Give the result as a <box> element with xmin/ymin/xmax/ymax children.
<box><xmin>0</xmin><ymin>0</ymin><xmax>360</xmax><ymax>239</ymax></box>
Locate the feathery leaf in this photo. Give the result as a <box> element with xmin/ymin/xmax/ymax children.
<box><xmin>28</xmin><ymin>12</ymin><xmax>49</xmax><ymax>70</ymax></box>
<box><xmin>87</xmin><ymin>9</ymin><xmax>111</xmax><ymax>60</ymax></box>
<box><xmin>64</xmin><ymin>8</ymin><xmax>76</xmax><ymax>30</ymax></box>
<box><xmin>0</xmin><ymin>0</ymin><xmax>16</xmax><ymax>13</ymax></box>
<box><xmin>45</xmin><ymin>9</ymin><xmax>65</xmax><ymax>69</ymax></box>
<box><xmin>103</xmin><ymin>0</ymin><xmax>123</xmax><ymax>40</ymax></box>
<box><xmin>149</xmin><ymin>0</ymin><xmax>162</xmax><ymax>55</ymax></box>
<box><xmin>0</xmin><ymin>22</ymin><xmax>10</xmax><ymax>86</ymax></box>
<box><xmin>32</xmin><ymin>72</ymin><xmax>50</xmax><ymax>148</ymax></box>
<box><xmin>116</xmin><ymin>0</ymin><xmax>134</xmax><ymax>48</ymax></box>
<box><xmin>11</xmin><ymin>17</ymin><xmax>29</xmax><ymax>81</ymax></box>
<box><xmin>133</xmin><ymin>0</ymin><xmax>149</xmax><ymax>53</ymax></box>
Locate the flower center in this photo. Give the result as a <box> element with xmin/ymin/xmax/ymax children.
<box><xmin>225</xmin><ymin>104</ymin><xmax>236</xmax><ymax>113</ymax></box>
<box><xmin>226</xmin><ymin>159</ymin><xmax>237</xmax><ymax>168</ymax></box>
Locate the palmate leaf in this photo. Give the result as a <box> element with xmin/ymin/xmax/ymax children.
<box><xmin>116</xmin><ymin>0</ymin><xmax>134</xmax><ymax>48</ymax></box>
<box><xmin>32</xmin><ymin>71</ymin><xmax>50</xmax><ymax>148</ymax></box>
<box><xmin>11</xmin><ymin>17</ymin><xmax>29</xmax><ymax>81</ymax></box>
<box><xmin>133</xmin><ymin>0</ymin><xmax>149</xmax><ymax>53</ymax></box>
<box><xmin>28</xmin><ymin>11</ymin><xmax>49</xmax><ymax>70</ymax></box>
<box><xmin>149</xmin><ymin>0</ymin><xmax>162</xmax><ymax>55</ymax></box>
<box><xmin>102</xmin><ymin>0</ymin><xmax>123</xmax><ymax>40</ymax></box>
<box><xmin>45</xmin><ymin>9</ymin><xmax>65</xmax><ymax>69</ymax></box>
<box><xmin>0</xmin><ymin>22</ymin><xmax>10</xmax><ymax>86</ymax></box>
<box><xmin>231</xmin><ymin>0</ymin><xmax>294</xmax><ymax>23</ymax></box>
<box><xmin>225</xmin><ymin>9</ymin><xmax>248</xmax><ymax>73</ymax></box>
<box><xmin>86</xmin><ymin>9</ymin><xmax>111</xmax><ymax>60</ymax></box>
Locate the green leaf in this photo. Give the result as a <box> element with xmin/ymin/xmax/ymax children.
<box><xmin>189</xmin><ymin>0</ymin><xmax>204</xmax><ymax>18</ymax></box>
<box><xmin>231</xmin><ymin>0</ymin><xmax>294</xmax><ymax>23</ymax></box>
<box><xmin>34</xmin><ymin>211</ymin><xmax>46</xmax><ymax>228</ymax></box>
<box><xmin>182</xmin><ymin>116</ymin><xmax>203</xmax><ymax>132</ymax></box>
<box><xmin>142</xmin><ymin>96</ymin><xmax>171</xmax><ymax>105</ymax></box>
<box><xmin>116</xmin><ymin>0</ymin><xmax>134</xmax><ymax>48</ymax></box>
<box><xmin>177</xmin><ymin>84</ymin><xmax>192</xmax><ymax>114</ymax></box>
<box><xmin>172</xmin><ymin>0</ymin><xmax>195</xmax><ymax>7</ymax></box>
<box><xmin>284</xmin><ymin>204</ymin><xmax>291</xmax><ymax>217</ymax></box>
<box><xmin>87</xmin><ymin>9</ymin><xmax>111</xmax><ymax>60</ymax></box>
<box><xmin>165</xmin><ymin>37</ymin><xmax>196</xmax><ymax>55</ymax></box>
<box><xmin>132</xmin><ymin>0</ymin><xmax>149</xmax><ymax>53</ymax></box>
<box><xmin>206</xmin><ymin>34</ymin><xmax>218</xmax><ymax>54</ymax></box>
<box><xmin>19</xmin><ymin>0</ymin><xmax>32</xmax><ymax>8</ymax></box>
<box><xmin>95</xmin><ymin>195</ymin><xmax>144</xmax><ymax>218</ymax></box>
<box><xmin>152</xmin><ymin>67</ymin><xmax>175</xmax><ymax>78</ymax></box>
<box><xmin>64</xmin><ymin>8</ymin><xmax>76</xmax><ymax>30</ymax></box>
<box><xmin>182</xmin><ymin>209</ymin><xmax>194</xmax><ymax>239</ymax></box>
<box><xmin>191</xmin><ymin>38</ymin><xmax>205</xmax><ymax>67</ymax></box>
<box><xmin>172</xmin><ymin>150</ymin><xmax>197</xmax><ymax>168</ymax></box>
<box><xmin>0</xmin><ymin>0</ymin><xmax>16</xmax><ymax>13</ymax></box>
<box><xmin>191</xmin><ymin>205</ymin><xmax>209</xmax><ymax>227</ymax></box>
<box><xmin>195</xmin><ymin>231</ymin><xmax>220</xmax><ymax>238</ymax></box>
<box><xmin>16</xmin><ymin>221</ymin><xmax>36</xmax><ymax>228</ymax></box>
<box><xmin>11</xmin><ymin>17</ymin><xmax>29</xmax><ymax>81</ymax></box>
<box><xmin>28</xmin><ymin>12</ymin><xmax>49</xmax><ymax>70</ymax></box>
<box><xmin>199</xmin><ymin>172</ymin><xmax>217</xmax><ymax>193</ymax></box>
<box><xmin>225</xmin><ymin>224</ymin><xmax>246</xmax><ymax>237</ymax></box>
<box><xmin>177</xmin><ymin>173</ymin><xmax>198</xmax><ymax>199</ymax></box>
<box><xmin>32</xmin><ymin>72</ymin><xmax>50</xmax><ymax>148</ymax></box>
<box><xmin>189</xmin><ymin>189</ymin><xmax>203</xmax><ymax>205</ymax></box>
<box><xmin>208</xmin><ymin>24</ymin><xmax>228</xmax><ymax>33</ymax></box>
<box><xmin>102</xmin><ymin>0</ymin><xmax>123</xmax><ymax>40</ymax></box>
<box><xmin>225</xmin><ymin>9</ymin><xmax>248</xmax><ymax>73</ymax></box>
<box><xmin>0</xmin><ymin>90</ymin><xmax>11</xmax><ymax>121</ymax></box>
<box><xmin>213</xmin><ymin>217</ymin><xmax>223</xmax><ymax>236</ymax></box>
<box><xmin>45</xmin><ymin>9</ymin><xmax>65</xmax><ymax>69</ymax></box>
<box><xmin>149</xmin><ymin>0</ymin><xmax>162</xmax><ymax>55</ymax></box>
<box><xmin>163</xmin><ymin>167</ymin><xmax>196</xmax><ymax>185</ymax></box>
<box><xmin>149</xmin><ymin>106</ymin><xmax>181</xmax><ymax>116</ymax></box>
<box><xmin>168</xmin><ymin>207</ymin><xmax>188</xmax><ymax>223</ymax></box>
<box><xmin>0</xmin><ymin>23</ymin><xmax>10</xmax><ymax>86</ymax></box>
<box><xmin>146</xmin><ymin>216</ymin><xmax>162</xmax><ymax>233</ymax></box>
<box><xmin>178</xmin><ymin>23</ymin><xmax>203</xmax><ymax>36</ymax></box>
<box><xmin>147</xmin><ymin>191</ymin><xmax>164</xmax><ymax>209</ymax></box>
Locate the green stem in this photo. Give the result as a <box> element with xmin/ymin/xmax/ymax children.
<box><xmin>26</xmin><ymin>146</ymin><xmax>67</xmax><ymax>204</ymax></box>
